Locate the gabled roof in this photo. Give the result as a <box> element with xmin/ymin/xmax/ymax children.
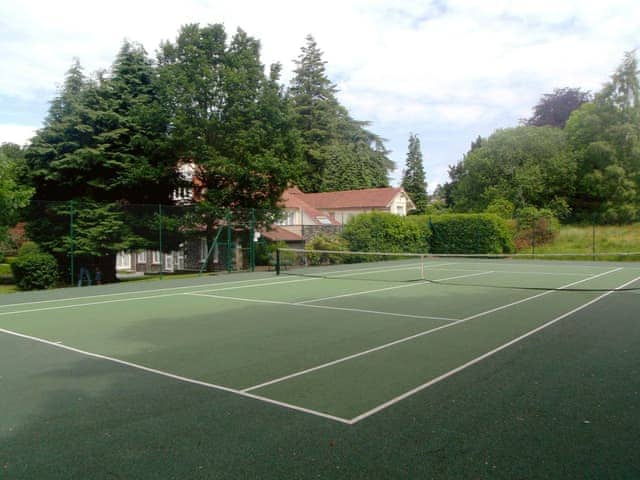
<box><xmin>293</xmin><ymin>187</ymin><xmax>413</xmax><ymax>210</ymax></box>
<box><xmin>281</xmin><ymin>188</ymin><xmax>341</xmax><ymax>225</ymax></box>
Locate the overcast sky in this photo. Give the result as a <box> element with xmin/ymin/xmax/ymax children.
<box><xmin>1</xmin><ymin>0</ymin><xmax>639</xmax><ymax>191</ymax></box>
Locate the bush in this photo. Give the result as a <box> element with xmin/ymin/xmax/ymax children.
<box><xmin>514</xmin><ymin>207</ymin><xmax>560</xmax><ymax>250</ymax></box>
<box><xmin>0</xmin><ymin>250</ymin><xmax>4</xmax><ymax>264</ymax></box>
<box><xmin>484</xmin><ymin>198</ymin><xmax>515</xmax><ymax>219</ymax></box>
<box><xmin>11</xmin><ymin>252</ymin><xmax>58</xmax><ymax>290</ymax></box>
<box><xmin>429</xmin><ymin>213</ymin><xmax>514</xmax><ymax>254</ymax></box>
<box><xmin>18</xmin><ymin>241</ymin><xmax>41</xmax><ymax>256</ymax></box>
<box><xmin>342</xmin><ymin>212</ymin><xmax>431</xmax><ymax>253</ymax></box>
<box><xmin>304</xmin><ymin>233</ymin><xmax>349</xmax><ymax>265</ymax></box>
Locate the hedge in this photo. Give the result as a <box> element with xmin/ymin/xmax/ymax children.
<box><xmin>10</xmin><ymin>252</ymin><xmax>59</xmax><ymax>290</ymax></box>
<box><xmin>342</xmin><ymin>212</ymin><xmax>431</xmax><ymax>254</ymax></box>
<box><xmin>428</xmin><ymin>213</ymin><xmax>514</xmax><ymax>254</ymax></box>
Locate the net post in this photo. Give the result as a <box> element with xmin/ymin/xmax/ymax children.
<box><xmin>275</xmin><ymin>249</ymin><xmax>281</xmax><ymax>276</ymax></box>
<box><xmin>420</xmin><ymin>254</ymin><xmax>425</xmax><ymax>280</ymax></box>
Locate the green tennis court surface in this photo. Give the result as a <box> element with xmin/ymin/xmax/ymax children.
<box><xmin>2</xmin><ymin>258</ymin><xmax>640</xmax><ymax>478</ymax></box>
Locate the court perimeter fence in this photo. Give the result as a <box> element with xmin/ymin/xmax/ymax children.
<box><xmin>2</xmin><ymin>201</ymin><xmax>637</xmax><ymax>286</ymax></box>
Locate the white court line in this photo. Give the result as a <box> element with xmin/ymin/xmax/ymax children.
<box><xmin>296</xmin><ymin>271</ymin><xmax>495</xmax><ymax>304</ymax></box>
<box><xmin>0</xmin><ymin>260</ymin><xmax>448</xmax><ymax>318</ymax></box>
<box><xmin>425</xmin><ymin>266</ymin><xmax>597</xmax><ymax>276</ymax></box>
<box><xmin>242</xmin><ymin>268</ymin><xmax>622</xmax><ymax>394</ymax></box>
<box><xmin>0</xmin><ymin>278</ymin><xmax>321</xmax><ymax>317</ymax></box>
<box><xmin>349</xmin><ymin>272</ymin><xmax>640</xmax><ymax>424</ymax></box>
<box><xmin>0</xmin><ymin>275</ymin><xmax>282</xmax><ymax>309</ymax></box>
<box><xmin>0</xmin><ymin>267</ymin><xmax>630</xmax><ymax>426</ymax></box>
<box><xmin>185</xmin><ymin>292</ymin><xmax>459</xmax><ymax>322</ymax></box>
<box><xmin>0</xmin><ymin>327</ymin><xmax>351</xmax><ymax>425</ymax></box>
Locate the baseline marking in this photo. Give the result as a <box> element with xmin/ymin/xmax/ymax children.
<box><xmin>349</xmin><ymin>273</ymin><xmax>640</xmax><ymax>424</ymax></box>
<box><xmin>0</xmin><ymin>327</ymin><xmax>351</xmax><ymax>425</ymax></box>
<box><xmin>0</xmin><ymin>275</ymin><xmax>279</xmax><ymax>309</ymax></box>
<box><xmin>0</xmin><ymin>277</ymin><xmax>320</xmax><ymax>317</ymax></box>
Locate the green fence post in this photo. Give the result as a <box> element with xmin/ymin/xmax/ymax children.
<box><xmin>249</xmin><ymin>208</ymin><xmax>256</xmax><ymax>272</ymax></box>
<box><xmin>70</xmin><ymin>200</ymin><xmax>75</xmax><ymax>286</ymax></box>
<box><xmin>592</xmin><ymin>213</ymin><xmax>596</xmax><ymax>261</ymax></box>
<box><xmin>226</xmin><ymin>210</ymin><xmax>233</xmax><ymax>272</ymax></box>
<box><xmin>159</xmin><ymin>204</ymin><xmax>163</xmax><ymax>280</ymax></box>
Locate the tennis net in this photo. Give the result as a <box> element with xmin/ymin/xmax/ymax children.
<box><xmin>275</xmin><ymin>248</ymin><xmax>640</xmax><ymax>292</ymax></box>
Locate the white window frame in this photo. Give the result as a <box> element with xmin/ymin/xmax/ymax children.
<box><xmin>137</xmin><ymin>251</ymin><xmax>147</xmax><ymax>263</ymax></box>
<box><xmin>152</xmin><ymin>251</ymin><xmax>161</xmax><ymax>264</ymax></box>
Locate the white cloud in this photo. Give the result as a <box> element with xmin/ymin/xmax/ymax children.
<box><xmin>1</xmin><ymin>0</ymin><xmax>639</xmax><ymax>187</ymax></box>
<box><xmin>0</xmin><ymin>124</ymin><xmax>37</xmax><ymax>146</ymax></box>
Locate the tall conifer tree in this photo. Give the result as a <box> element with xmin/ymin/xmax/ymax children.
<box><xmin>401</xmin><ymin>134</ymin><xmax>428</xmax><ymax>213</ymax></box>
<box><xmin>289</xmin><ymin>35</ymin><xmax>392</xmax><ymax>192</ymax></box>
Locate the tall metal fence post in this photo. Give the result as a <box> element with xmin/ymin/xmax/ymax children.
<box><xmin>226</xmin><ymin>210</ymin><xmax>233</xmax><ymax>272</ymax></box>
<box><xmin>592</xmin><ymin>213</ymin><xmax>597</xmax><ymax>261</ymax></box>
<box><xmin>159</xmin><ymin>204</ymin><xmax>163</xmax><ymax>280</ymax></box>
<box><xmin>531</xmin><ymin>215</ymin><xmax>536</xmax><ymax>256</ymax></box>
<box><xmin>70</xmin><ymin>200</ymin><xmax>75</xmax><ymax>286</ymax></box>
<box><xmin>249</xmin><ymin>208</ymin><xmax>256</xmax><ymax>272</ymax></box>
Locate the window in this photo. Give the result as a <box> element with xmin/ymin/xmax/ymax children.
<box><xmin>396</xmin><ymin>205</ymin><xmax>406</xmax><ymax>216</ymax></box>
<box><xmin>152</xmin><ymin>251</ymin><xmax>161</xmax><ymax>264</ymax></box>
<box><xmin>277</xmin><ymin>211</ymin><xmax>295</xmax><ymax>226</ymax></box>
<box><xmin>117</xmin><ymin>252</ymin><xmax>131</xmax><ymax>269</ymax></box>
<box><xmin>137</xmin><ymin>251</ymin><xmax>147</xmax><ymax>263</ymax></box>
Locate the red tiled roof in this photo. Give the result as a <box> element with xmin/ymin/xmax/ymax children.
<box><xmin>298</xmin><ymin>187</ymin><xmax>406</xmax><ymax>209</ymax></box>
<box><xmin>261</xmin><ymin>226</ymin><xmax>302</xmax><ymax>242</ymax></box>
<box><xmin>281</xmin><ymin>188</ymin><xmax>341</xmax><ymax>225</ymax></box>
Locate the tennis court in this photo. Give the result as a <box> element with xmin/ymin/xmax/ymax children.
<box><xmin>2</xmin><ymin>255</ymin><xmax>640</xmax><ymax>478</ymax></box>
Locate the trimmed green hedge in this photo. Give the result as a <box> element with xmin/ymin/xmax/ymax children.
<box><xmin>342</xmin><ymin>212</ymin><xmax>431</xmax><ymax>253</ymax></box>
<box><xmin>428</xmin><ymin>214</ymin><xmax>514</xmax><ymax>254</ymax></box>
<box><xmin>10</xmin><ymin>252</ymin><xmax>58</xmax><ymax>290</ymax></box>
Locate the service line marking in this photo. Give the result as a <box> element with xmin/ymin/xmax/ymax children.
<box><xmin>242</xmin><ymin>268</ymin><xmax>622</xmax><ymax>394</ymax></box>
<box><xmin>0</xmin><ymin>327</ymin><xmax>352</xmax><ymax>425</ymax></box>
<box><xmin>349</xmin><ymin>272</ymin><xmax>640</xmax><ymax>424</ymax></box>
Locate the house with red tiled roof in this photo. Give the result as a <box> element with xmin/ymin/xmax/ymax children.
<box><xmin>262</xmin><ymin>186</ymin><xmax>416</xmax><ymax>243</ymax></box>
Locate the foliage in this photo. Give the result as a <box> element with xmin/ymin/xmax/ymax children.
<box><xmin>158</xmin><ymin>24</ymin><xmax>302</xmax><ymax>232</ymax></box>
<box><xmin>525</xmin><ymin>87</ymin><xmax>592</xmax><ymax>128</ymax></box>
<box><xmin>18</xmin><ymin>241</ymin><xmax>41</xmax><ymax>256</ymax></box>
<box><xmin>289</xmin><ymin>35</ymin><xmax>393</xmax><ymax>192</ymax></box>
<box><xmin>0</xmin><ymin>143</ymin><xmax>33</xmax><ymax>244</ymax></box>
<box><xmin>24</xmin><ymin>48</ymin><xmax>180</xmax><ymax>283</ymax></box>
<box><xmin>304</xmin><ymin>233</ymin><xmax>349</xmax><ymax>264</ymax></box>
<box><xmin>11</xmin><ymin>251</ymin><xmax>58</xmax><ymax>290</ymax></box>
<box><xmin>484</xmin><ymin>198</ymin><xmax>515</xmax><ymax>219</ymax></box>
<box><xmin>564</xmin><ymin>51</ymin><xmax>640</xmax><ymax>223</ymax></box>
<box><xmin>446</xmin><ymin>126</ymin><xmax>575</xmax><ymax>214</ymax></box>
<box><xmin>428</xmin><ymin>214</ymin><xmax>514</xmax><ymax>254</ymax></box>
<box><xmin>342</xmin><ymin>212</ymin><xmax>430</xmax><ymax>253</ymax></box>
<box><xmin>513</xmin><ymin>207</ymin><xmax>560</xmax><ymax>250</ymax></box>
<box><xmin>401</xmin><ymin>134</ymin><xmax>428</xmax><ymax>214</ymax></box>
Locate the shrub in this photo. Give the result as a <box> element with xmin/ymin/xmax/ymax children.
<box><xmin>342</xmin><ymin>212</ymin><xmax>431</xmax><ymax>253</ymax></box>
<box><xmin>514</xmin><ymin>207</ymin><xmax>560</xmax><ymax>250</ymax></box>
<box><xmin>11</xmin><ymin>252</ymin><xmax>58</xmax><ymax>290</ymax></box>
<box><xmin>429</xmin><ymin>214</ymin><xmax>514</xmax><ymax>254</ymax></box>
<box><xmin>0</xmin><ymin>250</ymin><xmax>4</xmax><ymax>264</ymax></box>
<box><xmin>18</xmin><ymin>241</ymin><xmax>41</xmax><ymax>256</ymax></box>
<box><xmin>484</xmin><ymin>198</ymin><xmax>515</xmax><ymax>219</ymax></box>
<box><xmin>304</xmin><ymin>233</ymin><xmax>349</xmax><ymax>265</ymax></box>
